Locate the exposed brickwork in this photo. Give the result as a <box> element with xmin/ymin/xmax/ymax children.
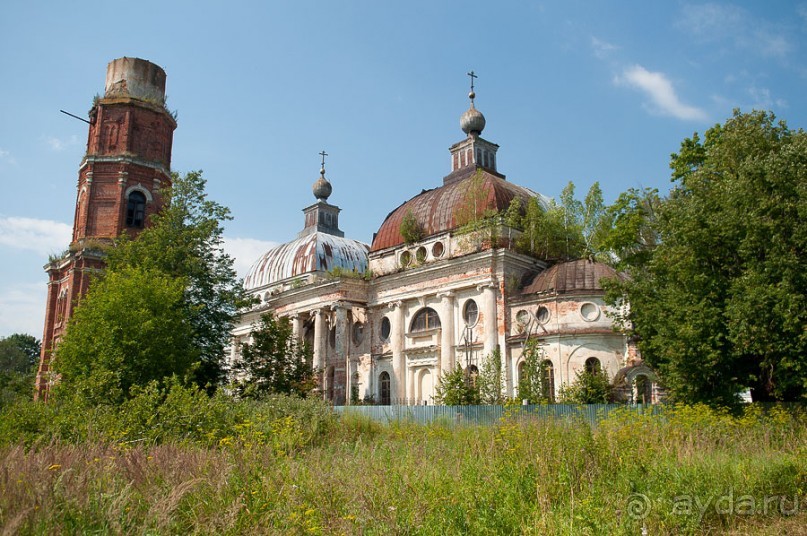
<box><xmin>35</xmin><ymin>59</ymin><xmax>176</xmax><ymax>400</ymax></box>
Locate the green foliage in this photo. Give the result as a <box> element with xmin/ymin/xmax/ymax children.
<box><xmin>55</xmin><ymin>266</ymin><xmax>198</xmax><ymax>404</ymax></box>
<box><xmin>454</xmin><ymin>172</ymin><xmax>501</xmax><ymax>248</ymax></box>
<box><xmin>434</xmin><ymin>366</ymin><xmax>480</xmax><ymax>405</ymax></box>
<box><xmin>232</xmin><ymin>312</ymin><xmax>317</xmax><ymax>398</ymax></box>
<box><xmin>0</xmin><ymin>334</ymin><xmax>40</xmax><ymax>405</ymax></box>
<box><xmin>596</xmin><ymin>187</ymin><xmax>661</xmax><ymax>268</ymax></box>
<box><xmin>0</xmin><ymin>403</ymin><xmax>804</xmax><ymax>534</ymax></box>
<box><xmin>516</xmin><ymin>339</ymin><xmax>553</xmax><ymax>403</ymax></box>
<box><xmin>399</xmin><ymin>209</ymin><xmax>423</xmax><ymax>244</ymax></box>
<box><xmin>559</xmin><ymin>367</ymin><xmax>613</xmax><ymax>404</ymax></box>
<box><xmin>612</xmin><ymin>110</ymin><xmax>807</xmax><ymax>404</ymax></box>
<box><xmin>107</xmin><ymin>170</ymin><xmax>252</xmax><ymax>389</ymax></box>
<box><xmin>0</xmin><ymin>334</ymin><xmax>40</xmax><ymax>371</ymax></box>
<box><xmin>477</xmin><ymin>348</ymin><xmax>504</xmax><ymax>404</ymax></box>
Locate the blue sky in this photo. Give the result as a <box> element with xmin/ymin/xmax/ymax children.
<box><xmin>1</xmin><ymin>1</ymin><xmax>805</xmax><ymax>337</ymax></box>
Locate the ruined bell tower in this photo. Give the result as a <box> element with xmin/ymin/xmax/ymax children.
<box><xmin>35</xmin><ymin>57</ymin><xmax>176</xmax><ymax>398</ymax></box>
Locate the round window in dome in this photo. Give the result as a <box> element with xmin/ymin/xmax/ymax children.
<box><xmin>416</xmin><ymin>246</ymin><xmax>427</xmax><ymax>263</ymax></box>
<box><xmin>463</xmin><ymin>299</ymin><xmax>479</xmax><ymax>326</ymax></box>
<box><xmin>580</xmin><ymin>302</ymin><xmax>600</xmax><ymax>322</ymax></box>
<box><xmin>400</xmin><ymin>251</ymin><xmax>412</xmax><ymax>267</ymax></box>
<box><xmin>432</xmin><ymin>241</ymin><xmax>445</xmax><ymax>258</ymax></box>
<box><xmin>352</xmin><ymin>322</ymin><xmax>364</xmax><ymax>345</ymax></box>
<box><xmin>380</xmin><ymin>316</ymin><xmax>391</xmax><ymax>342</ymax></box>
<box><xmin>536</xmin><ymin>306</ymin><xmax>550</xmax><ymax>324</ymax></box>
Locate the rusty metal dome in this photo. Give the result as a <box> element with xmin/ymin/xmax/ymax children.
<box><xmin>521</xmin><ymin>259</ymin><xmax>627</xmax><ymax>295</ymax></box>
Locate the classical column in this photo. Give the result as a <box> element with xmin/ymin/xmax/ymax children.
<box><xmin>312</xmin><ymin>308</ymin><xmax>326</xmax><ymax>373</ymax></box>
<box><xmin>389</xmin><ymin>301</ymin><xmax>405</xmax><ymax>404</ymax></box>
<box><xmin>438</xmin><ymin>291</ymin><xmax>455</xmax><ymax>377</ymax></box>
<box><xmin>332</xmin><ymin>302</ymin><xmax>348</xmax><ymax>405</ymax></box>
<box><xmin>291</xmin><ymin>313</ymin><xmax>302</xmax><ymax>342</ymax></box>
<box><xmin>480</xmin><ymin>283</ymin><xmax>498</xmax><ymax>357</ymax></box>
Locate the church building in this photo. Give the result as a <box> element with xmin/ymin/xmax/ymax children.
<box><xmin>234</xmin><ymin>77</ymin><xmax>656</xmax><ymax>405</ymax></box>
<box><xmin>37</xmin><ymin>57</ymin><xmax>657</xmax><ymax>405</ymax></box>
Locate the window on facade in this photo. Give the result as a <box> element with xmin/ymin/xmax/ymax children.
<box><xmin>635</xmin><ymin>374</ymin><xmax>652</xmax><ymax>404</ymax></box>
<box><xmin>380</xmin><ymin>316</ymin><xmax>391</xmax><ymax>342</ymax></box>
<box><xmin>400</xmin><ymin>250</ymin><xmax>412</xmax><ymax>267</ymax></box>
<box><xmin>468</xmin><ymin>364</ymin><xmax>479</xmax><ymax>388</ymax></box>
<box><xmin>542</xmin><ymin>360</ymin><xmax>555</xmax><ymax>402</ymax></box>
<box><xmin>329</xmin><ymin>327</ymin><xmax>336</xmax><ymax>348</ymax></box>
<box><xmin>536</xmin><ymin>306</ymin><xmax>550</xmax><ymax>324</ymax></box>
<box><xmin>410</xmin><ymin>307</ymin><xmax>440</xmax><ymax>332</ymax></box>
<box><xmin>431</xmin><ymin>241</ymin><xmax>444</xmax><ymax>258</ymax></box>
<box><xmin>125</xmin><ymin>191</ymin><xmax>147</xmax><ymax>228</ymax></box>
<box><xmin>463</xmin><ymin>300</ymin><xmax>479</xmax><ymax>326</ymax></box>
<box><xmin>416</xmin><ymin>246</ymin><xmax>427</xmax><ymax>263</ymax></box>
<box><xmin>352</xmin><ymin>321</ymin><xmax>364</xmax><ymax>345</ymax></box>
<box><xmin>379</xmin><ymin>371</ymin><xmax>391</xmax><ymax>405</ymax></box>
<box><xmin>585</xmin><ymin>357</ymin><xmax>601</xmax><ymax>374</ymax></box>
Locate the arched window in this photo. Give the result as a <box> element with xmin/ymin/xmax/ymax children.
<box><xmin>410</xmin><ymin>307</ymin><xmax>440</xmax><ymax>332</ymax></box>
<box><xmin>468</xmin><ymin>364</ymin><xmax>479</xmax><ymax>388</ymax></box>
<box><xmin>379</xmin><ymin>371</ymin><xmax>391</xmax><ymax>405</ymax></box>
<box><xmin>126</xmin><ymin>191</ymin><xmax>147</xmax><ymax>228</ymax></box>
<box><xmin>542</xmin><ymin>360</ymin><xmax>555</xmax><ymax>402</ymax></box>
<box><xmin>585</xmin><ymin>357</ymin><xmax>601</xmax><ymax>374</ymax></box>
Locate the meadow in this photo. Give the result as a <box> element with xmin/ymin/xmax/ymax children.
<box><xmin>0</xmin><ymin>390</ymin><xmax>805</xmax><ymax>535</ymax></box>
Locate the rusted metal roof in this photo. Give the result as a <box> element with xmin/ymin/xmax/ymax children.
<box><xmin>521</xmin><ymin>259</ymin><xmax>626</xmax><ymax>295</ymax></box>
<box><xmin>370</xmin><ymin>167</ymin><xmax>547</xmax><ymax>252</ymax></box>
<box><xmin>244</xmin><ymin>232</ymin><xmax>369</xmax><ymax>290</ymax></box>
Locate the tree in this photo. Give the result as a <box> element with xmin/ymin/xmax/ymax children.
<box><xmin>612</xmin><ymin>110</ymin><xmax>807</xmax><ymax>404</ymax></box>
<box><xmin>232</xmin><ymin>312</ymin><xmax>316</xmax><ymax>398</ymax></box>
<box><xmin>595</xmin><ymin>187</ymin><xmax>661</xmax><ymax>269</ymax></box>
<box><xmin>517</xmin><ymin>339</ymin><xmax>553</xmax><ymax>404</ymax></box>
<box><xmin>434</xmin><ymin>366</ymin><xmax>480</xmax><ymax>405</ymax></box>
<box><xmin>0</xmin><ymin>334</ymin><xmax>39</xmax><ymax>375</ymax></box>
<box><xmin>107</xmin><ymin>170</ymin><xmax>252</xmax><ymax>389</ymax></box>
<box><xmin>559</xmin><ymin>368</ymin><xmax>612</xmax><ymax>404</ymax></box>
<box><xmin>55</xmin><ymin>266</ymin><xmax>198</xmax><ymax>404</ymax></box>
<box><xmin>400</xmin><ymin>209</ymin><xmax>424</xmax><ymax>244</ymax></box>
<box><xmin>0</xmin><ymin>334</ymin><xmax>41</xmax><ymax>405</ymax></box>
<box><xmin>477</xmin><ymin>348</ymin><xmax>504</xmax><ymax>404</ymax></box>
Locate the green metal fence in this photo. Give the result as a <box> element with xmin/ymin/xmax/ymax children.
<box><xmin>334</xmin><ymin>403</ymin><xmax>660</xmax><ymax>426</ymax></box>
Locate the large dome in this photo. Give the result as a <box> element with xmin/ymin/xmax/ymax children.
<box><xmin>521</xmin><ymin>259</ymin><xmax>626</xmax><ymax>295</ymax></box>
<box><xmin>245</xmin><ymin>232</ymin><xmax>369</xmax><ymax>290</ymax></box>
<box><xmin>370</xmin><ymin>167</ymin><xmax>549</xmax><ymax>252</ymax></box>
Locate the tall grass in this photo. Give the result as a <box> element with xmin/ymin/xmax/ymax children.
<box><xmin>0</xmin><ymin>401</ymin><xmax>804</xmax><ymax>534</ymax></box>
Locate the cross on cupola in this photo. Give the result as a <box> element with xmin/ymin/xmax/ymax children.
<box><xmin>446</xmin><ymin>70</ymin><xmax>500</xmax><ymax>177</ymax></box>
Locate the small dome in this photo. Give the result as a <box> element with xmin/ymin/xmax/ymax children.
<box><xmin>522</xmin><ymin>259</ymin><xmax>627</xmax><ymax>295</ymax></box>
<box><xmin>313</xmin><ymin>167</ymin><xmax>332</xmax><ymax>201</ymax></box>
<box><xmin>244</xmin><ymin>232</ymin><xmax>369</xmax><ymax>290</ymax></box>
<box><xmin>460</xmin><ymin>105</ymin><xmax>486</xmax><ymax>135</ymax></box>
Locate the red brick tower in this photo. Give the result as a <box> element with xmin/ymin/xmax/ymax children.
<box><xmin>35</xmin><ymin>58</ymin><xmax>176</xmax><ymax>398</ymax></box>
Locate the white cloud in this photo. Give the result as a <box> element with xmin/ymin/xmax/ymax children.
<box><xmin>0</xmin><ymin>216</ymin><xmax>72</xmax><ymax>256</ymax></box>
<box><xmin>614</xmin><ymin>65</ymin><xmax>708</xmax><ymax>121</ymax></box>
<box><xmin>0</xmin><ymin>282</ymin><xmax>46</xmax><ymax>338</ymax></box>
<box><xmin>43</xmin><ymin>134</ymin><xmax>79</xmax><ymax>152</ymax></box>
<box><xmin>221</xmin><ymin>236</ymin><xmax>278</xmax><ymax>278</ymax></box>
<box><xmin>591</xmin><ymin>36</ymin><xmax>619</xmax><ymax>59</ymax></box>
<box><xmin>0</xmin><ymin>148</ymin><xmax>16</xmax><ymax>165</ymax></box>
